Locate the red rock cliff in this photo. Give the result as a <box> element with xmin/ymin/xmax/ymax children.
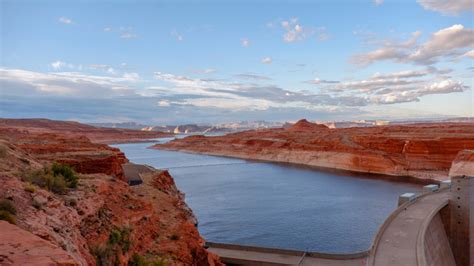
<box><xmin>0</xmin><ymin>118</ymin><xmax>173</xmax><ymax>144</ymax></box>
<box><xmin>0</xmin><ymin>125</ymin><xmax>221</xmax><ymax>265</ymax></box>
<box><xmin>154</xmin><ymin>120</ymin><xmax>474</xmax><ymax>181</ymax></box>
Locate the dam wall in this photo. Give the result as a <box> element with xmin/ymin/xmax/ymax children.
<box><xmin>422</xmin><ymin>211</ymin><xmax>456</xmax><ymax>266</ymax></box>
<box><xmin>449</xmin><ymin>175</ymin><xmax>473</xmax><ymax>266</ymax></box>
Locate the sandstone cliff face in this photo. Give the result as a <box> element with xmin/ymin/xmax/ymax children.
<box><xmin>0</xmin><ymin>128</ymin><xmax>127</xmax><ymax>180</ymax></box>
<box><xmin>0</xmin><ymin>220</ymin><xmax>78</xmax><ymax>265</ymax></box>
<box><xmin>154</xmin><ymin>120</ymin><xmax>474</xmax><ymax>181</ymax></box>
<box><xmin>0</xmin><ymin>118</ymin><xmax>172</xmax><ymax>144</ymax></box>
<box><xmin>0</xmin><ymin>127</ymin><xmax>220</xmax><ymax>265</ymax></box>
<box><xmin>449</xmin><ymin>150</ymin><xmax>474</xmax><ymax>177</ymax></box>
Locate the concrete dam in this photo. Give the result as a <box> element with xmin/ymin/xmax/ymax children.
<box><xmin>205</xmin><ymin>175</ymin><xmax>473</xmax><ymax>266</ymax></box>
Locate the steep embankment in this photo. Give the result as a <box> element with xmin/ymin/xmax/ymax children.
<box><xmin>153</xmin><ymin>119</ymin><xmax>474</xmax><ymax>181</ymax></box>
<box><xmin>449</xmin><ymin>149</ymin><xmax>474</xmax><ymax>177</ymax></box>
<box><xmin>0</xmin><ymin>118</ymin><xmax>172</xmax><ymax>144</ymax></box>
<box><xmin>0</xmin><ymin>127</ymin><xmax>221</xmax><ymax>265</ymax></box>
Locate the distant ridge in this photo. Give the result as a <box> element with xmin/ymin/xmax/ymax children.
<box><xmin>287</xmin><ymin>119</ymin><xmax>329</xmax><ymax>132</ymax></box>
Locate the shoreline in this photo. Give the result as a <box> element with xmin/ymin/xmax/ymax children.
<box><xmin>150</xmin><ymin>145</ymin><xmax>443</xmax><ymax>185</ymax></box>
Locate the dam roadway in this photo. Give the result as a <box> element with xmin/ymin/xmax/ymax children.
<box><xmin>206</xmin><ymin>188</ymin><xmax>457</xmax><ymax>265</ymax></box>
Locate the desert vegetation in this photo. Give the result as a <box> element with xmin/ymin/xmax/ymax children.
<box><xmin>0</xmin><ymin>199</ymin><xmax>16</xmax><ymax>224</ymax></box>
<box><xmin>22</xmin><ymin>162</ymin><xmax>78</xmax><ymax>193</ymax></box>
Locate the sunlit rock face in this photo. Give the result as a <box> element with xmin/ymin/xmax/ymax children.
<box><xmin>0</xmin><ymin>118</ymin><xmax>172</xmax><ymax>144</ymax></box>
<box><xmin>0</xmin><ymin>119</ymin><xmax>222</xmax><ymax>266</ymax></box>
<box><xmin>449</xmin><ymin>150</ymin><xmax>474</xmax><ymax>177</ymax></box>
<box><xmin>154</xmin><ymin>119</ymin><xmax>474</xmax><ymax>182</ymax></box>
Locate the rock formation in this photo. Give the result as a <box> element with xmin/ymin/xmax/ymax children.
<box><xmin>0</xmin><ymin>220</ymin><xmax>78</xmax><ymax>265</ymax></box>
<box><xmin>0</xmin><ymin>123</ymin><xmax>221</xmax><ymax>265</ymax></box>
<box><xmin>449</xmin><ymin>149</ymin><xmax>474</xmax><ymax>177</ymax></box>
<box><xmin>0</xmin><ymin>118</ymin><xmax>172</xmax><ymax>144</ymax></box>
<box><xmin>154</xmin><ymin>119</ymin><xmax>474</xmax><ymax>182</ymax></box>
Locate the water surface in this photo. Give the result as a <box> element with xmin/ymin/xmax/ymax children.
<box><xmin>114</xmin><ymin>141</ymin><xmax>420</xmax><ymax>253</ymax></box>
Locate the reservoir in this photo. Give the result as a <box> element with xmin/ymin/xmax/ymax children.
<box><xmin>113</xmin><ymin>140</ymin><xmax>421</xmax><ymax>253</ymax></box>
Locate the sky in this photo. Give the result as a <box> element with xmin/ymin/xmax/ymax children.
<box><xmin>1</xmin><ymin>0</ymin><xmax>473</xmax><ymax>124</ymax></box>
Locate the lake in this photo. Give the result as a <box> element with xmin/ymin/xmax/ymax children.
<box><xmin>113</xmin><ymin>140</ymin><xmax>420</xmax><ymax>253</ymax></box>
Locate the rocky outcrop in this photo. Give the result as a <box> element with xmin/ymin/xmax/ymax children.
<box><xmin>287</xmin><ymin>119</ymin><xmax>329</xmax><ymax>132</ymax></box>
<box><xmin>0</xmin><ymin>220</ymin><xmax>79</xmax><ymax>265</ymax></box>
<box><xmin>0</xmin><ymin>118</ymin><xmax>172</xmax><ymax>144</ymax></box>
<box><xmin>449</xmin><ymin>150</ymin><xmax>474</xmax><ymax>177</ymax></box>
<box><xmin>0</xmin><ymin>123</ymin><xmax>221</xmax><ymax>265</ymax></box>
<box><xmin>0</xmin><ymin>128</ymin><xmax>127</xmax><ymax>180</ymax></box>
<box><xmin>154</xmin><ymin>121</ymin><xmax>474</xmax><ymax>182</ymax></box>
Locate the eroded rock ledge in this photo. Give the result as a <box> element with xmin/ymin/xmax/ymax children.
<box><xmin>0</xmin><ymin>125</ymin><xmax>221</xmax><ymax>265</ymax></box>
<box><xmin>154</xmin><ymin>119</ymin><xmax>474</xmax><ymax>182</ymax></box>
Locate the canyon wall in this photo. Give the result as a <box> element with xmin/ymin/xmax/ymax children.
<box><xmin>154</xmin><ymin>119</ymin><xmax>474</xmax><ymax>182</ymax></box>
<box><xmin>0</xmin><ymin>118</ymin><xmax>172</xmax><ymax>144</ymax></box>
<box><xmin>0</xmin><ymin>124</ymin><xmax>220</xmax><ymax>265</ymax></box>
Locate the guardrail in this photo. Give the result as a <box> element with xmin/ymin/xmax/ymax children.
<box><xmin>205</xmin><ymin>241</ymin><xmax>369</xmax><ymax>264</ymax></box>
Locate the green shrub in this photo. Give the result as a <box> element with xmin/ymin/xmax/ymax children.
<box><xmin>24</xmin><ymin>183</ymin><xmax>36</xmax><ymax>193</ymax></box>
<box><xmin>51</xmin><ymin>163</ymin><xmax>78</xmax><ymax>188</ymax></box>
<box><xmin>24</xmin><ymin>169</ymin><xmax>66</xmax><ymax>194</ymax></box>
<box><xmin>0</xmin><ymin>210</ymin><xmax>16</xmax><ymax>224</ymax></box>
<box><xmin>92</xmin><ymin>226</ymin><xmax>133</xmax><ymax>266</ymax></box>
<box><xmin>23</xmin><ymin>163</ymin><xmax>77</xmax><ymax>194</ymax></box>
<box><xmin>108</xmin><ymin>227</ymin><xmax>131</xmax><ymax>252</ymax></box>
<box><xmin>108</xmin><ymin>229</ymin><xmax>122</xmax><ymax>245</ymax></box>
<box><xmin>0</xmin><ymin>199</ymin><xmax>16</xmax><ymax>215</ymax></box>
<box><xmin>128</xmin><ymin>253</ymin><xmax>147</xmax><ymax>266</ymax></box>
<box><xmin>90</xmin><ymin>244</ymin><xmax>115</xmax><ymax>266</ymax></box>
<box><xmin>128</xmin><ymin>253</ymin><xmax>166</xmax><ymax>266</ymax></box>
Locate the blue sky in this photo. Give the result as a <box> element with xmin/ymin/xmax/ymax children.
<box><xmin>1</xmin><ymin>0</ymin><xmax>473</xmax><ymax>124</ymax></box>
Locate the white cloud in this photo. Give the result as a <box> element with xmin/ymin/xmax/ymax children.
<box><xmin>279</xmin><ymin>18</ymin><xmax>328</xmax><ymax>43</ymax></box>
<box><xmin>235</xmin><ymin>73</ymin><xmax>272</xmax><ymax>81</ymax></box>
<box><xmin>0</xmin><ymin>68</ymin><xmax>138</xmax><ymax>97</ymax></box>
<box><xmin>123</xmin><ymin>72</ymin><xmax>139</xmax><ymax>82</ymax></box>
<box><xmin>171</xmin><ymin>29</ymin><xmax>183</xmax><ymax>41</ymax></box>
<box><xmin>318</xmin><ymin>32</ymin><xmax>330</xmax><ymax>41</ymax></box>
<box><xmin>351</xmin><ymin>47</ymin><xmax>404</xmax><ymax>66</ymax></box>
<box><xmin>51</xmin><ymin>61</ymin><xmax>66</xmax><ymax>70</ymax></box>
<box><xmin>0</xmin><ymin>66</ymin><xmax>468</xmax><ymax>118</ymax></box>
<box><xmin>417</xmin><ymin>0</ymin><xmax>473</xmax><ymax>15</ymax></box>
<box><xmin>58</xmin><ymin>17</ymin><xmax>74</xmax><ymax>24</ymax></box>
<box><xmin>157</xmin><ymin>100</ymin><xmax>171</xmax><ymax>107</ymax></box>
<box><xmin>371</xmin><ymin>79</ymin><xmax>465</xmax><ymax>104</ymax></box>
<box><xmin>462</xmin><ymin>50</ymin><xmax>474</xmax><ymax>58</ymax></box>
<box><xmin>191</xmin><ymin>68</ymin><xmax>217</xmax><ymax>74</ymax></box>
<box><xmin>104</xmin><ymin>27</ymin><xmax>138</xmax><ymax>39</ymax></box>
<box><xmin>120</xmin><ymin>32</ymin><xmax>138</xmax><ymax>39</ymax></box>
<box><xmin>352</xmin><ymin>24</ymin><xmax>474</xmax><ymax>66</ymax></box>
<box><xmin>314</xmin><ymin>67</ymin><xmax>468</xmax><ymax>104</ymax></box>
<box><xmin>374</xmin><ymin>0</ymin><xmax>384</xmax><ymax>5</ymax></box>
<box><xmin>261</xmin><ymin>57</ymin><xmax>272</xmax><ymax>64</ymax></box>
<box><xmin>241</xmin><ymin>38</ymin><xmax>250</xmax><ymax>47</ymax></box>
<box><xmin>305</xmin><ymin>78</ymin><xmax>339</xmax><ymax>85</ymax></box>
<box><xmin>282</xmin><ymin>18</ymin><xmax>307</xmax><ymax>42</ymax></box>
<box><xmin>408</xmin><ymin>24</ymin><xmax>474</xmax><ymax>64</ymax></box>
<box><xmin>106</xmin><ymin>68</ymin><xmax>116</xmax><ymax>75</ymax></box>
<box><xmin>51</xmin><ymin>61</ymin><xmax>75</xmax><ymax>70</ymax></box>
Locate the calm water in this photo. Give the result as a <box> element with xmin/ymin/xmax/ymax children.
<box><xmin>113</xmin><ymin>140</ymin><xmax>420</xmax><ymax>253</ymax></box>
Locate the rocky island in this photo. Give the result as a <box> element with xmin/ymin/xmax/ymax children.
<box><xmin>153</xmin><ymin>119</ymin><xmax>474</xmax><ymax>182</ymax></box>
<box><xmin>0</xmin><ymin>119</ymin><xmax>221</xmax><ymax>265</ymax></box>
